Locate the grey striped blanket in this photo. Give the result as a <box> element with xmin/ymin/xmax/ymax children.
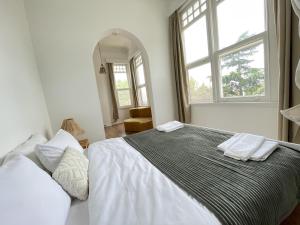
<box><xmin>123</xmin><ymin>125</ymin><xmax>300</xmax><ymax>225</ymax></box>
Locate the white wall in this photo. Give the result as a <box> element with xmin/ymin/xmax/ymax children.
<box><xmin>95</xmin><ymin>70</ymin><xmax>112</xmax><ymax>127</ymax></box>
<box><xmin>192</xmin><ymin>103</ymin><xmax>278</xmax><ymax>139</ymax></box>
<box><xmin>166</xmin><ymin>0</ymin><xmax>185</xmax><ymax>15</ymax></box>
<box><xmin>24</xmin><ymin>0</ymin><xmax>177</xmax><ymax>142</ymax></box>
<box><xmin>0</xmin><ymin>0</ymin><xmax>51</xmax><ymax>156</ymax></box>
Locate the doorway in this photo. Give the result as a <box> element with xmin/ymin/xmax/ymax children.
<box><xmin>93</xmin><ymin>29</ymin><xmax>154</xmax><ymax>138</ymax></box>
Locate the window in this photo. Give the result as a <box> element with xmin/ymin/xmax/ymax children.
<box><xmin>188</xmin><ymin>63</ymin><xmax>213</xmax><ymax>103</ymax></box>
<box><xmin>134</xmin><ymin>55</ymin><xmax>148</xmax><ymax>106</ymax></box>
<box><xmin>113</xmin><ymin>64</ymin><xmax>132</xmax><ymax>107</ymax></box>
<box><xmin>181</xmin><ymin>0</ymin><xmax>269</xmax><ymax>103</ymax></box>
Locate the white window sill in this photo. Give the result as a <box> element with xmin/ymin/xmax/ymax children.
<box><xmin>190</xmin><ymin>101</ymin><xmax>278</xmax><ymax>107</ymax></box>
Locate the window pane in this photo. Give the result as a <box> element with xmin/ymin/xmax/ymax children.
<box><xmin>217</xmin><ymin>0</ymin><xmax>265</xmax><ymax>49</ymax></box>
<box><xmin>220</xmin><ymin>42</ymin><xmax>265</xmax><ymax>98</ymax></box>
<box><xmin>188</xmin><ymin>63</ymin><xmax>213</xmax><ymax>103</ymax></box>
<box><xmin>181</xmin><ymin>0</ymin><xmax>207</xmax><ymax>28</ymax></box>
<box><xmin>136</xmin><ymin>64</ymin><xmax>145</xmax><ymax>86</ymax></box>
<box><xmin>138</xmin><ymin>86</ymin><xmax>148</xmax><ymax>106</ymax></box>
<box><xmin>117</xmin><ymin>90</ymin><xmax>131</xmax><ymax>106</ymax></box>
<box><xmin>183</xmin><ymin>16</ymin><xmax>208</xmax><ymax>64</ymax></box>
<box><xmin>113</xmin><ymin>64</ymin><xmax>126</xmax><ymax>73</ymax></box>
<box><xmin>114</xmin><ymin>72</ymin><xmax>129</xmax><ymax>89</ymax></box>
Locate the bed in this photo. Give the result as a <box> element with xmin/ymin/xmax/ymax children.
<box><xmin>65</xmin><ymin>200</ymin><xmax>89</xmax><ymax>225</ymax></box>
<box><xmin>87</xmin><ymin>125</ymin><xmax>300</xmax><ymax>225</ymax></box>
<box><xmin>1</xmin><ymin>125</ymin><xmax>299</xmax><ymax>225</ymax></box>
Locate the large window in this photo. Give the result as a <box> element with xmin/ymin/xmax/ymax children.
<box><xmin>113</xmin><ymin>64</ymin><xmax>132</xmax><ymax>108</ymax></box>
<box><xmin>181</xmin><ymin>0</ymin><xmax>270</xmax><ymax>103</ymax></box>
<box><xmin>134</xmin><ymin>55</ymin><xmax>148</xmax><ymax>106</ymax></box>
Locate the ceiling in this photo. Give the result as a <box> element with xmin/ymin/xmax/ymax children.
<box><xmin>100</xmin><ymin>34</ymin><xmax>137</xmax><ymax>52</ymax></box>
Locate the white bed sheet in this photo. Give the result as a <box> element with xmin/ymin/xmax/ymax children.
<box><xmin>88</xmin><ymin>138</ymin><xmax>221</xmax><ymax>225</ymax></box>
<box><xmin>65</xmin><ymin>200</ymin><xmax>89</xmax><ymax>225</ymax></box>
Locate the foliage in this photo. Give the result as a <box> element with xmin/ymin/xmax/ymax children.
<box><xmin>188</xmin><ymin>32</ymin><xmax>265</xmax><ymax>101</ymax></box>
<box><xmin>116</xmin><ymin>80</ymin><xmax>129</xmax><ymax>89</ymax></box>
<box><xmin>115</xmin><ymin>78</ymin><xmax>131</xmax><ymax>106</ymax></box>
<box><xmin>189</xmin><ymin>75</ymin><xmax>212</xmax><ymax>102</ymax></box>
<box><xmin>221</xmin><ymin>32</ymin><xmax>265</xmax><ymax>97</ymax></box>
<box><xmin>117</xmin><ymin>90</ymin><xmax>131</xmax><ymax>106</ymax></box>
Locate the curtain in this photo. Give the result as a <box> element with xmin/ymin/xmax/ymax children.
<box><xmin>129</xmin><ymin>58</ymin><xmax>139</xmax><ymax>107</ymax></box>
<box><xmin>169</xmin><ymin>10</ymin><xmax>191</xmax><ymax>123</ymax></box>
<box><xmin>274</xmin><ymin>0</ymin><xmax>293</xmax><ymax>141</ymax></box>
<box><xmin>107</xmin><ymin>63</ymin><xmax>119</xmax><ymax>122</ymax></box>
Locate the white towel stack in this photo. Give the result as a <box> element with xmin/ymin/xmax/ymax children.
<box><xmin>156</xmin><ymin>121</ymin><xmax>184</xmax><ymax>132</ymax></box>
<box><xmin>218</xmin><ymin>133</ymin><xmax>279</xmax><ymax>161</ymax></box>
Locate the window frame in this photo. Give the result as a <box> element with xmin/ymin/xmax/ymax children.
<box><xmin>180</xmin><ymin>0</ymin><xmax>271</xmax><ymax>104</ymax></box>
<box><xmin>113</xmin><ymin>63</ymin><xmax>133</xmax><ymax>109</ymax></box>
<box><xmin>134</xmin><ymin>54</ymin><xmax>149</xmax><ymax>106</ymax></box>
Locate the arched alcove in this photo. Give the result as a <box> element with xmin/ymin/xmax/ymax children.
<box><xmin>92</xmin><ymin>28</ymin><xmax>156</xmax><ymax>137</ymax></box>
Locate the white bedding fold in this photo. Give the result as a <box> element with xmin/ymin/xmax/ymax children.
<box><xmin>88</xmin><ymin>138</ymin><xmax>221</xmax><ymax>225</ymax></box>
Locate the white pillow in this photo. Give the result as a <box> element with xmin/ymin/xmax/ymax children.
<box><xmin>0</xmin><ymin>155</ymin><xmax>71</xmax><ymax>225</ymax></box>
<box><xmin>53</xmin><ymin>147</ymin><xmax>89</xmax><ymax>200</ymax></box>
<box><xmin>36</xmin><ymin>129</ymin><xmax>83</xmax><ymax>173</ymax></box>
<box><xmin>3</xmin><ymin>134</ymin><xmax>47</xmax><ymax>169</ymax></box>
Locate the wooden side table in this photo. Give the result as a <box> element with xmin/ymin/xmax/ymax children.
<box><xmin>79</xmin><ymin>139</ymin><xmax>89</xmax><ymax>149</ymax></box>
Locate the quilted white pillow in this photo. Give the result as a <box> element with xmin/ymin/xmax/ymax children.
<box><xmin>36</xmin><ymin>129</ymin><xmax>83</xmax><ymax>173</ymax></box>
<box><xmin>53</xmin><ymin>147</ymin><xmax>89</xmax><ymax>200</ymax></box>
<box><xmin>0</xmin><ymin>155</ymin><xmax>71</xmax><ymax>225</ymax></box>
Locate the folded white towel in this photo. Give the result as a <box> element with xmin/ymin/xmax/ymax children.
<box><xmin>217</xmin><ymin>133</ymin><xmax>242</xmax><ymax>152</ymax></box>
<box><xmin>218</xmin><ymin>133</ymin><xmax>278</xmax><ymax>161</ymax></box>
<box><xmin>249</xmin><ymin>141</ymin><xmax>279</xmax><ymax>161</ymax></box>
<box><xmin>221</xmin><ymin>133</ymin><xmax>265</xmax><ymax>161</ymax></box>
<box><xmin>156</xmin><ymin>121</ymin><xmax>184</xmax><ymax>132</ymax></box>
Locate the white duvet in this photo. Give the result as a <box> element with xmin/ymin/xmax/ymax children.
<box><xmin>88</xmin><ymin>138</ymin><xmax>221</xmax><ymax>225</ymax></box>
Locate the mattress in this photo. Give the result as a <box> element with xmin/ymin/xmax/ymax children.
<box><xmin>65</xmin><ymin>200</ymin><xmax>89</xmax><ymax>225</ymax></box>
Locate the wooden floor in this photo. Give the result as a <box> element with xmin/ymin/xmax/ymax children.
<box><xmin>281</xmin><ymin>205</ymin><xmax>300</xmax><ymax>225</ymax></box>
<box><xmin>104</xmin><ymin>123</ymin><xmax>126</xmax><ymax>139</ymax></box>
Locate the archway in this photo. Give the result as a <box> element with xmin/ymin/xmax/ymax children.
<box><xmin>92</xmin><ymin>29</ymin><xmax>156</xmax><ymax>138</ymax></box>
